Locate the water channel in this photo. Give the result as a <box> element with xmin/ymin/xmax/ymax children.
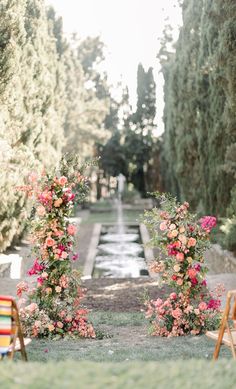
<box><xmin>93</xmin><ymin>200</ymin><xmax>149</xmax><ymax>278</ymax></box>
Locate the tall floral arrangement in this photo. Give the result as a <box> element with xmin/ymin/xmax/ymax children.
<box><xmin>16</xmin><ymin>155</ymin><xmax>95</xmax><ymax>338</ymax></box>
<box><xmin>143</xmin><ymin>193</ymin><xmax>222</xmax><ymax>337</ymax></box>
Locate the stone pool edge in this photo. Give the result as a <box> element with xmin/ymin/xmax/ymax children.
<box><xmin>82</xmin><ymin>223</ymin><xmax>157</xmax><ymax>280</ymax></box>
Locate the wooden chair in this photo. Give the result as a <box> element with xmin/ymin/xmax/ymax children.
<box><xmin>206</xmin><ymin>290</ymin><xmax>236</xmax><ymax>360</ymax></box>
<box><xmin>0</xmin><ymin>295</ymin><xmax>31</xmax><ymax>361</ymax></box>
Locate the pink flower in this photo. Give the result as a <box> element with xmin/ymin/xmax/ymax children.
<box><xmin>27</xmin><ymin>303</ymin><xmax>38</xmax><ymax>313</ymax></box>
<box><xmin>170</xmin><ymin>293</ymin><xmax>177</xmax><ymax>300</ymax></box>
<box><xmin>176</xmin><ymin>278</ymin><xmax>183</xmax><ymax>286</ymax></box>
<box><xmin>176</xmin><ymin>252</ymin><xmax>185</xmax><ymax>261</ymax></box>
<box><xmin>191</xmin><ymin>278</ymin><xmax>198</xmax><ymax>285</ymax></box>
<box><xmin>28</xmin><ymin>172</ymin><xmax>38</xmax><ymax>182</ymax></box>
<box><xmin>37</xmin><ymin>277</ymin><xmax>44</xmax><ymax>286</ymax></box>
<box><xmin>207</xmin><ymin>299</ymin><xmax>221</xmax><ymax>310</ymax></box>
<box><xmin>172</xmin><ymin>308</ymin><xmax>182</xmax><ymax>319</ymax></box>
<box><xmin>16</xmin><ymin>281</ymin><xmax>29</xmax><ymax>297</ymax></box>
<box><xmin>27</xmin><ymin>258</ymin><xmax>44</xmax><ymax>276</ymax></box>
<box><xmin>58</xmin><ymin>176</ymin><xmax>68</xmax><ymax>186</ymax></box>
<box><xmin>36</xmin><ymin>205</ymin><xmax>46</xmax><ymax>216</ymax></box>
<box><xmin>72</xmin><ymin>253</ymin><xmax>79</xmax><ymax>261</ymax></box>
<box><xmin>199</xmin><ymin>302</ymin><xmax>208</xmax><ymax>311</ymax></box>
<box><xmin>200</xmin><ymin>216</ymin><xmax>217</xmax><ymax>232</ymax></box>
<box><xmin>187</xmin><ymin>237</ymin><xmax>197</xmax><ymax>248</ymax></box>
<box><xmin>45</xmin><ymin>237</ymin><xmax>55</xmax><ymax>247</ymax></box>
<box><xmin>67</xmin><ymin>224</ymin><xmax>77</xmax><ymax>235</ymax></box>
<box><xmin>188</xmin><ymin>268</ymin><xmax>197</xmax><ymax>279</ymax></box>
<box><xmin>61</xmin><ymin>251</ymin><xmax>68</xmax><ymax>259</ymax></box>
<box><xmin>160</xmin><ymin>222</ymin><xmax>167</xmax><ymax>231</ymax></box>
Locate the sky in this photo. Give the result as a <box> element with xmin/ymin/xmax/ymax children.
<box><xmin>46</xmin><ymin>0</ymin><xmax>182</xmax><ymax>134</ymax></box>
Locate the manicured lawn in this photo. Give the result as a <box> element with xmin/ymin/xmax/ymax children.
<box><xmin>14</xmin><ymin>312</ymin><xmax>231</xmax><ymax>363</ymax></box>
<box><xmin>82</xmin><ymin>209</ymin><xmax>142</xmax><ymax>224</ymax></box>
<box><xmin>1</xmin><ymin>359</ymin><xmax>236</xmax><ymax>388</ymax></box>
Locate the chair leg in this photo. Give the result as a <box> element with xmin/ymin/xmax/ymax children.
<box><xmin>226</xmin><ymin>322</ymin><xmax>236</xmax><ymax>359</ymax></box>
<box><xmin>213</xmin><ymin>319</ymin><xmax>227</xmax><ymax>360</ymax></box>
<box><xmin>13</xmin><ymin>301</ymin><xmax>27</xmax><ymax>361</ymax></box>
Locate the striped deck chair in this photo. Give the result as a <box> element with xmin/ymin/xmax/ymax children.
<box><xmin>0</xmin><ymin>295</ymin><xmax>31</xmax><ymax>361</ymax></box>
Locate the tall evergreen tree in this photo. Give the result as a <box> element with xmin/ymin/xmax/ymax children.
<box><xmin>124</xmin><ymin>63</ymin><xmax>157</xmax><ymax>196</ymax></box>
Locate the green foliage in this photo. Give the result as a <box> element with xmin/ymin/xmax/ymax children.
<box><xmin>160</xmin><ymin>0</ymin><xmax>236</xmax><ymax>217</ymax></box>
<box><xmin>0</xmin><ymin>1</ymin><xmax>109</xmax><ymax>251</ymax></box>
<box><xmin>124</xmin><ymin>64</ymin><xmax>158</xmax><ymax>197</ymax></box>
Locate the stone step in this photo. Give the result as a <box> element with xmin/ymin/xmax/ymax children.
<box><xmin>0</xmin><ymin>254</ymin><xmax>22</xmax><ymax>279</ymax></box>
<box><xmin>0</xmin><ymin>262</ymin><xmax>11</xmax><ymax>278</ymax></box>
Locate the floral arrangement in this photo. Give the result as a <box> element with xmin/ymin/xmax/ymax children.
<box><xmin>143</xmin><ymin>192</ymin><xmax>222</xmax><ymax>337</ymax></box>
<box><xmin>16</xmin><ymin>155</ymin><xmax>95</xmax><ymax>338</ymax></box>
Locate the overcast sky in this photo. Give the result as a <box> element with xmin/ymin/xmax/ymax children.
<box><xmin>46</xmin><ymin>0</ymin><xmax>182</xmax><ymax>134</ymax></box>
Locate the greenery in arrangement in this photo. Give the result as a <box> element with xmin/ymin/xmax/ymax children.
<box><xmin>143</xmin><ymin>193</ymin><xmax>222</xmax><ymax>336</ymax></box>
<box><xmin>16</xmin><ymin>155</ymin><xmax>95</xmax><ymax>339</ymax></box>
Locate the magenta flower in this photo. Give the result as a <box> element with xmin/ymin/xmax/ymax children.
<box><xmin>200</xmin><ymin>216</ymin><xmax>217</xmax><ymax>232</ymax></box>
<box><xmin>27</xmin><ymin>258</ymin><xmax>44</xmax><ymax>276</ymax></box>
<box><xmin>207</xmin><ymin>299</ymin><xmax>221</xmax><ymax>309</ymax></box>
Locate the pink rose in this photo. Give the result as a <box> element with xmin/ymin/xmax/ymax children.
<box><xmin>176</xmin><ymin>278</ymin><xmax>183</xmax><ymax>286</ymax></box>
<box><xmin>172</xmin><ymin>308</ymin><xmax>182</xmax><ymax>319</ymax></box>
<box><xmin>67</xmin><ymin>224</ymin><xmax>77</xmax><ymax>235</ymax></box>
<box><xmin>170</xmin><ymin>293</ymin><xmax>177</xmax><ymax>300</ymax></box>
<box><xmin>176</xmin><ymin>252</ymin><xmax>185</xmax><ymax>261</ymax></box>
<box><xmin>61</xmin><ymin>251</ymin><xmax>68</xmax><ymax>259</ymax></box>
<box><xmin>58</xmin><ymin>176</ymin><xmax>68</xmax><ymax>186</ymax></box>
<box><xmin>187</xmin><ymin>237</ymin><xmax>196</xmax><ymax>247</ymax></box>
<box><xmin>160</xmin><ymin>222</ymin><xmax>167</xmax><ymax>231</ymax></box>
<box><xmin>198</xmin><ymin>302</ymin><xmax>208</xmax><ymax>311</ymax></box>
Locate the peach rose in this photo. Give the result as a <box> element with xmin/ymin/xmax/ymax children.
<box><xmin>57</xmin><ymin>321</ymin><xmax>64</xmax><ymax>328</ymax></box>
<box><xmin>187</xmin><ymin>256</ymin><xmax>193</xmax><ymax>263</ymax></box>
<box><xmin>37</xmin><ymin>205</ymin><xmax>46</xmax><ymax>216</ymax></box>
<box><xmin>173</xmin><ymin>264</ymin><xmax>181</xmax><ymax>272</ymax></box>
<box><xmin>188</xmin><ymin>268</ymin><xmax>197</xmax><ymax>279</ymax></box>
<box><xmin>48</xmin><ymin>324</ymin><xmax>55</xmax><ymax>332</ymax></box>
<box><xmin>55</xmin><ymin>286</ymin><xmax>62</xmax><ymax>293</ymax></box>
<box><xmin>187</xmin><ymin>237</ymin><xmax>197</xmax><ymax>247</ymax></box>
<box><xmin>54</xmin><ymin>198</ymin><xmax>63</xmax><ymax>207</ymax></box>
<box><xmin>160</xmin><ymin>222</ymin><xmax>167</xmax><ymax>231</ymax></box>
<box><xmin>177</xmin><ymin>278</ymin><xmax>183</xmax><ymax>286</ymax></box>
<box><xmin>178</xmin><ymin>234</ymin><xmax>187</xmax><ymax>245</ymax></box>
<box><xmin>45</xmin><ymin>237</ymin><xmax>55</xmax><ymax>247</ymax></box>
<box><xmin>58</xmin><ymin>176</ymin><xmax>68</xmax><ymax>186</ymax></box>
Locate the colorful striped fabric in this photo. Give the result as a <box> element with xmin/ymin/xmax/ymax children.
<box><xmin>0</xmin><ymin>296</ymin><xmax>13</xmax><ymax>355</ymax></box>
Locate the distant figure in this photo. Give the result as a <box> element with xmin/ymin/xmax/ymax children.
<box><xmin>117</xmin><ymin>173</ymin><xmax>126</xmax><ymax>200</ymax></box>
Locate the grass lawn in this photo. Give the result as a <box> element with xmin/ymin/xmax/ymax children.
<box><xmin>82</xmin><ymin>209</ymin><xmax>143</xmax><ymax>225</ymax></box>
<box><xmin>1</xmin><ymin>359</ymin><xmax>236</xmax><ymax>389</ymax></box>
<box><xmin>14</xmin><ymin>312</ymin><xmax>231</xmax><ymax>363</ymax></box>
